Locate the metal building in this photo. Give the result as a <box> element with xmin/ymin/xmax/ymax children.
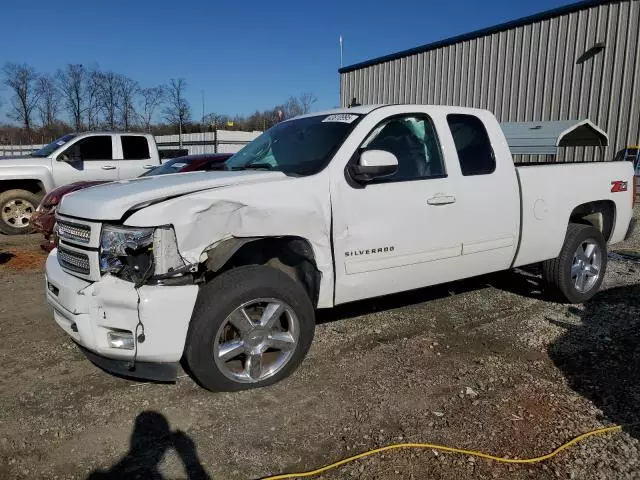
<box><xmin>339</xmin><ymin>0</ymin><xmax>640</xmax><ymax>162</ymax></box>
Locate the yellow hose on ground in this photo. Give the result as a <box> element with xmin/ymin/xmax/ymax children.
<box><xmin>260</xmin><ymin>424</ymin><xmax>622</xmax><ymax>479</ymax></box>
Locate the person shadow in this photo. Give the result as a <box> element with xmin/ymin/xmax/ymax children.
<box><xmin>87</xmin><ymin>411</ymin><xmax>212</xmax><ymax>480</ymax></box>
<box><xmin>548</xmin><ymin>284</ymin><xmax>640</xmax><ymax>439</ymax></box>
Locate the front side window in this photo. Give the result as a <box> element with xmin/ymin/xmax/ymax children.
<box><xmin>447</xmin><ymin>114</ymin><xmax>495</xmax><ymax>176</ymax></box>
<box><xmin>59</xmin><ymin>136</ymin><xmax>113</xmax><ymax>161</ymax></box>
<box><xmin>226</xmin><ymin>114</ymin><xmax>361</xmax><ymax>176</ymax></box>
<box><xmin>122</xmin><ymin>136</ymin><xmax>150</xmax><ymax>160</ymax></box>
<box><xmin>360</xmin><ymin>115</ymin><xmax>446</xmax><ymax>182</ymax></box>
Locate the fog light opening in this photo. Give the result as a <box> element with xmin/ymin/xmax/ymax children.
<box><xmin>107</xmin><ymin>330</ymin><xmax>135</xmax><ymax>350</ymax></box>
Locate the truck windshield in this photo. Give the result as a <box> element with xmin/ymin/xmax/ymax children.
<box><xmin>32</xmin><ymin>134</ymin><xmax>76</xmax><ymax>157</ymax></box>
<box><xmin>226</xmin><ymin>113</ymin><xmax>361</xmax><ymax>176</ymax></box>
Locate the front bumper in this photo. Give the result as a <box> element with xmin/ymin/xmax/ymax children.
<box><xmin>30</xmin><ymin>211</ymin><xmax>57</xmax><ymax>252</ymax></box>
<box><xmin>77</xmin><ymin>343</ymin><xmax>179</xmax><ymax>382</ymax></box>
<box><xmin>45</xmin><ymin>250</ymin><xmax>199</xmax><ymax>381</ymax></box>
<box><xmin>30</xmin><ymin>210</ymin><xmax>55</xmax><ymax>234</ymax></box>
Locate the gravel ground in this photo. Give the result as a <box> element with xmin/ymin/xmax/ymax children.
<box><xmin>0</xmin><ymin>208</ymin><xmax>639</xmax><ymax>480</ymax></box>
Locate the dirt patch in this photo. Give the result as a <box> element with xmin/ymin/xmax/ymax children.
<box><xmin>0</xmin><ymin>210</ymin><xmax>639</xmax><ymax>479</ymax></box>
<box><xmin>0</xmin><ymin>248</ymin><xmax>45</xmax><ymax>271</ymax></box>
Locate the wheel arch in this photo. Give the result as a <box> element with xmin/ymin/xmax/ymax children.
<box><xmin>568</xmin><ymin>200</ymin><xmax>616</xmax><ymax>242</ymax></box>
<box><xmin>203</xmin><ymin>236</ymin><xmax>322</xmax><ymax>307</ymax></box>
<box><xmin>0</xmin><ymin>179</ymin><xmax>46</xmax><ymax>196</ymax></box>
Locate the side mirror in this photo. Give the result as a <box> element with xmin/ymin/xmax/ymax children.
<box><xmin>351</xmin><ymin>150</ymin><xmax>398</xmax><ymax>182</ymax></box>
<box><xmin>59</xmin><ymin>144</ymin><xmax>82</xmax><ymax>163</ymax></box>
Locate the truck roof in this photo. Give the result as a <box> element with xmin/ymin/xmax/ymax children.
<box><xmin>292</xmin><ymin>104</ymin><xmax>492</xmax><ymax>120</ymax></box>
<box><xmin>72</xmin><ymin>131</ymin><xmax>155</xmax><ymax>138</ymax></box>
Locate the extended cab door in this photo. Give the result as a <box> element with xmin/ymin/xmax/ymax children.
<box><xmin>52</xmin><ymin>135</ymin><xmax>120</xmax><ymax>186</ymax></box>
<box><xmin>331</xmin><ymin>107</ymin><xmax>519</xmax><ymax>305</ymax></box>
<box><xmin>117</xmin><ymin>135</ymin><xmax>159</xmax><ymax>179</ymax></box>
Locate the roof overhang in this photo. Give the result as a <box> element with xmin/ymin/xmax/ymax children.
<box><xmin>500</xmin><ymin>119</ymin><xmax>608</xmax><ymax>155</ymax></box>
<box><xmin>339</xmin><ymin>1</ymin><xmax>613</xmax><ymax>74</ymax></box>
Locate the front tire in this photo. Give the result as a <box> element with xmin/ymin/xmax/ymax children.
<box><xmin>0</xmin><ymin>189</ymin><xmax>42</xmax><ymax>235</ymax></box>
<box><xmin>542</xmin><ymin>223</ymin><xmax>607</xmax><ymax>303</ymax></box>
<box><xmin>184</xmin><ymin>265</ymin><xmax>315</xmax><ymax>391</ymax></box>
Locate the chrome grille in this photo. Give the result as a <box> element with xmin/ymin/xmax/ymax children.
<box><xmin>58</xmin><ymin>246</ymin><xmax>90</xmax><ymax>275</ymax></box>
<box><xmin>57</xmin><ymin>220</ymin><xmax>91</xmax><ymax>244</ymax></box>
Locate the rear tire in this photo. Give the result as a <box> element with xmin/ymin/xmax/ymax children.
<box><xmin>184</xmin><ymin>265</ymin><xmax>315</xmax><ymax>392</ymax></box>
<box><xmin>0</xmin><ymin>189</ymin><xmax>42</xmax><ymax>235</ymax></box>
<box><xmin>542</xmin><ymin>223</ymin><xmax>607</xmax><ymax>303</ymax></box>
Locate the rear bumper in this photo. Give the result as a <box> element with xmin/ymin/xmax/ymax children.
<box><xmin>625</xmin><ymin>218</ymin><xmax>637</xmax><ymax>241</ymax></box>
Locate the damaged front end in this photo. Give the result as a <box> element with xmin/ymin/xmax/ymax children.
<box><xmin>99</xmin><ymin>224</ymin><xmax>193</xmax><ymax>285</ymax></box>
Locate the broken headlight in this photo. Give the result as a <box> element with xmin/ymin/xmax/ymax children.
<box><xmin>99</xmin><ymin>225</ymin><xmax>184</xmax><ymax>283</ymax></box>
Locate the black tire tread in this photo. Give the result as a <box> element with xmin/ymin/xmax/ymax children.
<box><xmin>542</xmin><ymin>223</ymin><xmax>607</xmax><ymax>303</ymax></box>
<box><xmin>185</xmin><ymin>265</ymin><xmax>315</xmax><ymax>392</ymax></box>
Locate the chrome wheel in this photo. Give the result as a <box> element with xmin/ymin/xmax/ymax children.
<box><xmin>213</xmin><ymin>298</ymin><xmax>299</xmax><ymax>383</ymax></box>
<box><xmin>571</xmin><ymin>238</ymin><xmax>602</xmax><ymax>293</ymax></box>
<box><xmin>1</xmin><ymin>198</ymin><xmax>35</xmax><ymax>229</ymax></box>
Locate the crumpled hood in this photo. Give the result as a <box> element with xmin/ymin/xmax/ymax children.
<box><xmin>0</xmin><ymin>156</ymin><xmax>50</xmax><ymax>168</ymax></box>
<box><xmin>58</xmin><ymin>170</ymin><xmax>287</xmax><ymax>220</ymax></box>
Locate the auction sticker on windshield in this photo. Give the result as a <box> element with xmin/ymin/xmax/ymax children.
<box><xmin>322</xmin><ymin>114</ymin><xmax>359</xmax><ymax>123</ymax></box>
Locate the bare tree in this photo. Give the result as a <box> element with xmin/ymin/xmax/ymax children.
<box><xmin>36</xmin><ymin>74</ymin><xmax>60</xmax><ymax>127</ymax></box>
<box><xmin>298</xmin><ymin>92</ymin><xmax>318</xmax><ymax>114</ymax></box>
<box><xmin>119</xmin><ymin>75</ymin><xmax>138</xmax><ymax>130</ymax></box>
<box><xmin>95</xmin><ymin>71</ymin><xmax>123</xmax><ymax>130</ymax></box>
<box><xmin>2</xmin><ymin>63</ymin><xmax>41</xmax><ymax>132</ymax></box>
<box><xmin>138</xmin><ymin>86</ymin><xmax>165</xmax><ymax>132</ymax></box>
<box><xmin>57</xmin><ymin>64</ymin><xmax>86</xmax><ymax>131</ymax></box>
<box><xmin>163</xmin><ymin>78</ymin><xmax>191</xmax><ymax>146</ymax></box>
<box><xmin>283</xmin><ymin>92</ymin><xmax>317</xmax><ymax>118</ymax></box>
<box><xmin>85</xmin><ymin>69</ymin><xmax>102</xmax><ymax>130</ymax></box>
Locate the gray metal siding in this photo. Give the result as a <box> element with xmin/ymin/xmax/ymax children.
<box><xmin>340</xmin><ymin>0</ymin><xmax>640</xmax><ymax>163</ymax></box>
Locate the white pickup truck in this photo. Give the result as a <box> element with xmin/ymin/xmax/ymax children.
<box><xmin>0</xmin><ymin>132</ymin><xmax>160</xmax><ymax>234</ymax></box>
<box><xmin>44</xmin><ymin>105</ymin><xmax>636</xmax><ymax>391</ymax></box>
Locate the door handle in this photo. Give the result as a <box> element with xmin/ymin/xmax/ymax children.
<box><xmin>101</xmin><ymin>165</ymin><xmax>116</xmax><ymax>170</ymax></box>
<box><xmin>427</xmin><ymin>195</ymin><xmax>456</xmax><ymax>205</ymax></box>
<box><xmin>142</xmin><ymin>165</ymin><xmax>155</xmax><ymax>170</ymax></box>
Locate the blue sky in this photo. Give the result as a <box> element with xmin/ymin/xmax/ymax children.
<box><xmin>1</xmin><ymin>0</ymin><xmax>573</xmax><ymax>123</ymax></box>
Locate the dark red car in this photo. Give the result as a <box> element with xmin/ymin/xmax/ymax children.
<box><xmin>31</xmin><ymin>153</ymin><xmax>233</xmax><ymax>251</ymax></box>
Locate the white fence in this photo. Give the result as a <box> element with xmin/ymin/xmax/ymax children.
<box><xmin>154</xmin><ymin>131</ymin><xmax>261</xmax><ymax>154</ymax></box>
<box><xmin>0</xmin><ymin>130</ymin><xmax>261</xmax><ymax>157</ymax></box>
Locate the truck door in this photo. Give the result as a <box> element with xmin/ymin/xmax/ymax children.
<box><xmin>331</xmin><ymin>110</ymin><xmax>519</xmax><ymax>305</ymax></box>
<box><xmin>444</xmin><ymin>112</ymin><xmax>520</xmax><ymax>269</ymax></box>
<box><xmin>117</xmin><ymin>135</ymin><xmax>157</xmax><ymax>179</ymax></box>
<box><xmin>52</xmin><ymin>135</ymin><xmax>120</xmax><ymax>186</ymax></box>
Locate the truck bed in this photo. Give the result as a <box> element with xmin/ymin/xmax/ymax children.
<box><xmin>513</xmin><ymin>161</ymin><xmax>635</xmax><ymax>267</ymax></box>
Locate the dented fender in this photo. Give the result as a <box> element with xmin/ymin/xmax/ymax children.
<box><xmin>124</xmin><ymin>174</ymin><xmax>336</xmax><ymax>307</ymax></box>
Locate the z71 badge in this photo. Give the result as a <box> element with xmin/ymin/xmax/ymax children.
<box><xmin>345</xmin><ymin>246</ymin><xmax>394</xmax><ymax>257</ymax></box>
<box><xmin>611</xmin><ymin>181</ymin><xmax>628</xmax><ymax>192</ymax></box>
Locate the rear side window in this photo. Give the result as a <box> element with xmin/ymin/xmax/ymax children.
<box><xmin>76</xmin><ymin>136</ymin><xmax>112</xmax><ymax>160</ymax></box>
<box><xmin>122</xmin><ymin>136</ymin><xmax>150</xmax><ymax>160</ymax></box>
<box><xmin>447</xmin><ymin>114</ymin><xmax>495</xmax><ymax>176</ymax></box>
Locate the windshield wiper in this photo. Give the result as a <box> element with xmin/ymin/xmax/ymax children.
<box><xmin>231</xmin><ymin>163</ymin><xmax>274</xmax><ymax>171</ymax></box>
